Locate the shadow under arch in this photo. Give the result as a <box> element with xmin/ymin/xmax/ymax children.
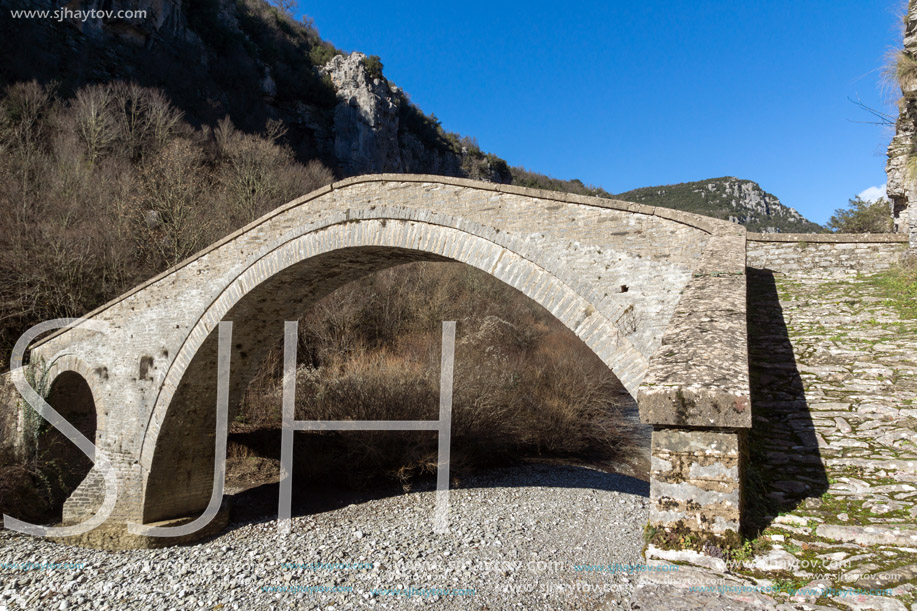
<box><xmin>224</xmin><ymin>462</ymin><xmax>650</xmax><ymax>530</ymax></box>
<box><xmin>138</xmin><ymin>216</ymin><xmax>652</xmax><ymax>524</ymax></box>
<box><xmin>37</xmin><ymin>370</ymin><xmax>98</xmax><ymax>522</ymax></box>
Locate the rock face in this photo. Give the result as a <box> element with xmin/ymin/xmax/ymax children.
<box><xmin>0</xmin><ymin>372</ymin><xmax>24</xmax><ymax>461</ymax></box>
<box><xmin>322</xmin><ymin>53</ymin><xmax>403</xmax><ymax>175</ymax></box>
<box><xmin>616</xmin><ymin>177</ymin><xmax>824</xmax><ymax>233</ymax></box>
<box><xmin>0</xmin><ymin>0</ymin><xmax>508</xmax><ymax>182</ymax></box>
<box><xmin>317</xmin><ymin>53</ymin><xmax>473</xmax><ymax>177</ymax></box>
<box><xmin>887</xmin><ymin>0</ymin><xmax>917</xmax><ymax>248</ymax></box>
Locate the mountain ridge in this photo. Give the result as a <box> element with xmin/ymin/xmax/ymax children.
<box><xmin>0</xmin><ymin>0</ymin><xmax>823</xmax><ymax>232</ymax></box>
<box><xmin>615</xmin><ymin>177</ymin><xmax>825</xmax><ymax>233</ymax></box>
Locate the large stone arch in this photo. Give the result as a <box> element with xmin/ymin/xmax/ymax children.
<box><xmin>24</xmin><ymin>175</ymin><xmax>749</xmax><ymax>543</ymax></box>
<box><xmin>139</xmin><ymin>213</ymin><xmax>655</xmax><ymax>522</ymax></box>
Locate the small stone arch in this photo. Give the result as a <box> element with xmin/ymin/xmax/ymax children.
<box><xmin>39</xmin><ymin>364</ymin><xmax>99</xmax><ymax>522</ymax></box>
<box><xmin>43</xmin><ymin>355</ymin><xmax>107</xmax><ymax>444</ymax></box>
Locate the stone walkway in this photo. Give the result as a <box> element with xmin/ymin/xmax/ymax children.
<box><xmin>639</xmin><ymin>267</ymin><xmax>917</xmax><ymax>611</ymax></box>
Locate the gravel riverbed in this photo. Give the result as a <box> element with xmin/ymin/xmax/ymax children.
<box><xmin>0</xmin><ymin>463</ymin><xmax>650</xmax><ymax>610</ymax></box>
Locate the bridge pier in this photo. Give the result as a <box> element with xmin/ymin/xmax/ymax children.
<box><xmin>637</xmin><ymin>231</ymin><xmax>751</xmax><ymax>543</ymax></box>
<box><xmin>648</xmin><ymin>428</ymin><xmax>745</xmax><ymax>540</ymax></box>
<box><xmin>55</xmin><ymin>451</ymin><xmax>228</xmax><ymax>550</ymax></box>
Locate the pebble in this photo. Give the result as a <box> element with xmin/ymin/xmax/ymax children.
<box><xmin>0</xmin><ymin>464</ymin><xmax>649</xmax><ymax>610</ymax></box>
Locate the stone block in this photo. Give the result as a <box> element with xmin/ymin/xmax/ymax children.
<box><xmin>638</xmin><ymin>270</ymin><xmax>751</xmax><ymax>428</ymax></box>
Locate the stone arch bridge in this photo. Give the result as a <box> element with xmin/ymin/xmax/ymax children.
<box><xmin>24</xmin><ymin>175</ymin><xmax>751</xmax><ymax>547</ymax></box>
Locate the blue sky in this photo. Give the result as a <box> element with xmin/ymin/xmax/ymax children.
<box><xmin>298</xmin><ymin>1</ymin><xmax>905</xmax><ymax>225</ymax></box>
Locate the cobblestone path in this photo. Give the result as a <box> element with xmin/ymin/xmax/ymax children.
<box><xmin>632</xmin><ymin>267</ymin><xmax>917</xmax><ymax>611</ymax></box>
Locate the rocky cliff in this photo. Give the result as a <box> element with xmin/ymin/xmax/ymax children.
<box><xmin>0</xmin><ymin>0</ymin><xmax>510</xmax><ymax>182</ymax></box>
<box><xmin>615</xmin><ymin>177</ymin><xmax>824</xmax><ymax>233</ymax></box>
<box><xmin>321</xmin><ymin>53</ymin><xmax>480</xmax><ymax>177</ymax></box>
<box><xmin>887</xmin><ymin>0</ymin><xmax>917</xmax><ymax>246</ymax></box>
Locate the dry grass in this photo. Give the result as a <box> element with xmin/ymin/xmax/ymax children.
<box><xmin>896</xmin><ymin>51</ymin><xmax>917</xmax><ymax>91</ymax></box>
<box><xmin>234</xmin><ymin>263</ymin><xmax>642</xmax><ymax>489</ymax></box>
<box><xmin>0</xmin><ymin>80</ymin><xmax>333</xmax><ymax>371</ymax></box>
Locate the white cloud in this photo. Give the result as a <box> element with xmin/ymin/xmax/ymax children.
<box><xmin>857</xmin><ymin>184</ymin><xmax>887</xmax><ymax>202</ymax></box>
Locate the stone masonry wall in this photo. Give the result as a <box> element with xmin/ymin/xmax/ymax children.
<box><xmin>0</xmin><ymin>372</ymin><xmax>24</xmax><ymax>460</ymax></box>
<box><xmin>649</xmin><ymin>429</ymin><xmax>745</xmax><ymax>536</ymax></box>
<box><xmin>747</xmin><ymin>234</ymin><xmax>909</xmax><ymax>276</ymax></box>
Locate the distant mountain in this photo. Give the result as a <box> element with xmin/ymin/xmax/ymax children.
<box><xmin>509</xmin><ymin>171</ymin><xmax>823</xmax><ymax>233</ymax></box>
<box><xmin>615</xmin><ymin>177</ymin><xmax>825</xmax><ymax>233</ymax></box>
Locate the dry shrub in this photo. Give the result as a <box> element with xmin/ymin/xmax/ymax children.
<box><xmin>0</xmin><ymin>431</ymin><xmax>89</xmax><ymax>524</ymax></box>
<box><xmin>0</xmin><ymin>81</ymin><xmax>55</xmax><ymax>156</ymax></box>
<box><xmin>235</xmin><ymin>262</ymin><xmax>642</xmax><ymax>489</ymax></box>
<box><xmin>73</xmin><ymin>84</ymin><xmax>117</xmax><ymax>163</ymax></box>
<box><xmin>0</xmin><ymin>80</ymin><xmax>334</xmax><ymax>370</ymax></box>
<box><xmin>109</xmin><ymin>82</ymin><xmax>184</xmax><ymax>161</ymax></box>
<box><xmin>0</xmin><ymin>449</ymin><xmax>55</xmax><ymax>524</ymax></box>
<box><xmin>213</xmin><ymin>116</ymin><xmax>333</xmax><ymax>223</ymax></box>
<box><xmin>134</xmin><ymin>137</ymin><xmax>215</xmax><ymax>266</ymax></box>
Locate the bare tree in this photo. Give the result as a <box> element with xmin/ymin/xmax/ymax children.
<box><xmin>848</xmin><ymin>96</ymin><xmax>896</xmax><ymax>126</ymax></box>
<box><xmin>271</xmin><ymin>0</ymin><xmax>297</xmax><ymax>15</ymax></box>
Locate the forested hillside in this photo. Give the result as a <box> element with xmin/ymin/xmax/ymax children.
<box><xmin>616</xmin><ymin>177</ymin><xmax>825</xmax><ymax>233</ymax></box>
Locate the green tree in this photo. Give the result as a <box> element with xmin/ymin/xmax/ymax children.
<box><xmin>362</xmin><ymin>55</ymin><xmax>384</xmax><ymax>80</ymax></box>
<box><xmin>826</xmin><ymin>196</ymin><xmax>894</xmax><ymax>233</ymax></box>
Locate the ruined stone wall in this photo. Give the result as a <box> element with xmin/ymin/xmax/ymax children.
<box><xmin>747</xmin><ymin>234</ymin><xmax>910</xmax><ymax>275</ymax></box>
<box><xmin>0</xmin><ymin>372</ymin><xmax>24</xmax><ymax>461</ymax></box>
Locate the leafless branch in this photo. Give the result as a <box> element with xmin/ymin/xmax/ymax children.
<box><xmin>848</xmin><ymin>96</ymin><xmax>896</xmax><ymax>126</ymax></box>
